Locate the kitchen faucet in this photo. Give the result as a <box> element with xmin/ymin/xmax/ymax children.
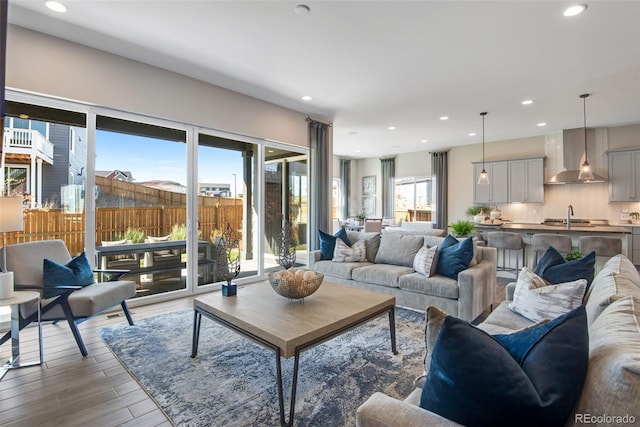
<box><xmin>567</xmin><ymin>205</ymin><xmax>574</xmax><ymax>230</ymax></box>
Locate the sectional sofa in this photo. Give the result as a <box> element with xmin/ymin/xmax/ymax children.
<box><xmin>356</xmin><ymin>254</ymin><xmax>640</xmax><ymax>426</ymax></box>
<box><xmin>309</xmin><ymin>230</ymin><xmax>497</xmax><ymax>322</ymax></box>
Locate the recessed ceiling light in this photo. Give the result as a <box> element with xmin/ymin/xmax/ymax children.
<box><xmin>294</xmin><ymin>4</ymin><xmax>310</xmax><ymax>14</ymax></box>
<box><xmin>521</xmin><ymin>99</ymin><xmax>534</xmax><ymax>105</ymax></box>
<box><xmin>537</xmin><ymin>122</ymin><xmax>547</xmax><ymax>127</ymax></box>
<box><xmin>301</xmin><ymin>95</ymin><xmax>312</xmax><ymax>101</ymax></box>
<box><xmin>440</xmin><ymin>116</ymin><xmax>449</xmax><ymax>121</ymax></box>
<box><xmin>348</xmin><ymin>131</ymin><xmax>359</xmax><ymax>135</ymax></box>
<box><xmin>420</xmin><ymin>139</ymin><xmax>428</xmax><ymax>143</ymax></box>
<box><xmin>563</xmin><ymin>4</ymin><xmax>587</xmax><ymax>17</ymax></box>
<box><xmin>355</xmin><ymin>150</ymin><xmax>361</xmax><ymax>153</ymax></box>
<box><xmin>19</xmin><ymin>113</ymin><xmax>30</xmax><ymax>119</ymax></box>
<box><xmin>45</xmin><ymin>1</ymin><xmax>67</xmax><ymax>12</ymax></box>
<box><xmin>387</xmin><ymin>126</ymin><xmax>396</xmax><ymax>130</ymax></box>
<box><xmin>267</xmin><ymin>149</ymin><xmax>275</xmax><ymax>153</ymax></box>
<box><xmin>469</xmin><ymin>132</ymin><xmax>477</xmax><ymax>136</ymax></box>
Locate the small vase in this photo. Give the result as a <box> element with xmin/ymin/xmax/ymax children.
<box><xmin>222</xmin><ymin>281</ymin><xmax>237</xmax><ymax>297</ymax></box>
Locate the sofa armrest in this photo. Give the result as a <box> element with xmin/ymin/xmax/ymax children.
<box><xmin>308</xmin><ymin>250</ymin><xmax>322</xmax><ymax>269</ymax></box>
<box><xmin>456</xmin><ymin>247</ymin><xmax>497</xmax><ymax>321</ymax></box>
<box><xmin>505</xmin><ymin>282</ymin><xmax>517</xmax><ymax>301</ymax></box>
<box><xmin>356</xmin><ymin>392</ymin><xmax>462</xmax><ymax>427</ymax></box>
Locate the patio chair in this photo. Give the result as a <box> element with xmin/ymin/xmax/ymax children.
<box><xmin>0</xmin><ymin>240</ymin><xmax>136</xmax><ymax>356</ymax></box>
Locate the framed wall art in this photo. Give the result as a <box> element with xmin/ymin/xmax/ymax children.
<box><xmin>363</xmin><ymin>175</ymin><xmax>376</xmax><ymax>196</ymax></box>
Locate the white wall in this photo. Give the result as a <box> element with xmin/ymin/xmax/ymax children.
<box><xmin>6</xmin><ymin>25</ymin><xmax>310</xmax><ymax>147</ymax></box>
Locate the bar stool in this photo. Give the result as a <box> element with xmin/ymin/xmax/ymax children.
<box><xmin>531</xmin><ymin>234</ymin><xmax>572</xmax><ymax>269</ymax></box>
<box><xmin>578</xmin><ymin>236</ymin><xmax>623</xmax><ymax>272</ymax></box>
<box><xmin>487</xmin><ymin>231</ymin><xmax>525</xmax><ymax>277</ymax></box>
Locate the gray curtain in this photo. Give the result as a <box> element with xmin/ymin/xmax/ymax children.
<box><xmin>309</xmin><ymin>119</ymin><xmax>332</xmax><ymax>250</ymax></box>
<box><xmin>380</xmin><ymin>157</ymin><xmax>395</xmax><ymax>219</ymax></box>
<box><xmin>340</xmin><ymin>159</ymin><xmax>350</xmax><ymax>219</ymax></box>
<box><xmin>431</xmin><ymin>151</ymin><xmax>448</xmax><ymax>229</ymax></box>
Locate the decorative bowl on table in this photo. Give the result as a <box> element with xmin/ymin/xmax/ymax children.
<box><xmin>268</xmin><ymin>269</ymin><xmax>324</xmax><ymax>299</ymax></box>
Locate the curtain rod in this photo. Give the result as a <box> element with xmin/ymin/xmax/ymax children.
<box><xmin>306</xmin><ymin>116</ymin><xmax>333</xmax><ymax>126</ymax></box>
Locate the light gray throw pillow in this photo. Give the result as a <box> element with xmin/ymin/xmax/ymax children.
<box><xmin>413</xmin><ymin>245</ymin><xmax>439</xmax><ymax>277</ymax></box>
<box><xmin>375</xmin><ymin>233</ymin><xmax>424</xmax><ymax>267</ymax></box>
<box><xmin>333</xmin><ymin>239</ymin><xmax>367</xmax><ymax>263</ymax></box>
<box><xmin>509</xmin><ymin>267</ymin><xmax>586</xmax><ymax>322</ymax></box>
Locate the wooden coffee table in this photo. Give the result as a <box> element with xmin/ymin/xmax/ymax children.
<box><xmin>191</xmin><ymin>281</ymin><xmax>396</xmax><ymax>427</ymax></box>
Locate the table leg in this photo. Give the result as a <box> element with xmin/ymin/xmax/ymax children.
<box><xmin>275</xmin><ymin>349</ymin><xmax>300</xmax><ymax>427</ymax></box>
<box><xmin>191</xmin><ymin>310</ymin><xmax>202</xmax><ymax>358</ymax></box>
<box><xmin>388</xmin><ymin>307</ymin><xmax>397</xmax><ymax>355</ymax></box>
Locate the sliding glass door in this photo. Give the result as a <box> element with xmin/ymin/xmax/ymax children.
<box><xmin>95</xmin><ymin>116</ymin><xmax>188</xmax><ymax>298</ymax></box>
<box><xmin>197</xmin><ymin>133</ymin><xmax>257</xmax><ymax>285</ymax></box>
<box><xmin>264</xmin><ymin>148</ymin><xmax>308</xmax><ymax>270</ymax></box>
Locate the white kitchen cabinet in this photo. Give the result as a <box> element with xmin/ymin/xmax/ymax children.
<box><xmin>508</xmin><ymin>157</ymin><xmax>544</xmax><ymax>203</ymax></box>
<box><xmin>473</xmin><ymin>161</ymin><xmax>508</xmax><ymax>204</ymax></box>
<box><xmin>609</xmin><ymin>149</ymin><xmax>640</xmax><ymax>202</ymax></box>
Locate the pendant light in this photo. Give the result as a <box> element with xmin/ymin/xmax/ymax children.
<box><xmin>577</xmin><ymin>93</ymin><xmax>595</xmax><ymax>180</ymax></box>
<box><xmin>477</xmin><ymin>112</ymin><xmax>490</xmax><ymax>185</ymax></box>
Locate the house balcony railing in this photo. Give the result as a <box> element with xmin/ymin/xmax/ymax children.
<box><xmin>2</xmin><ymin>128</ymin><xmax>55</xmax><ymax>164</ymax></box>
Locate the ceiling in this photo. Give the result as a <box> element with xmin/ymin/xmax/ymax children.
<box><xmin>7</xmin><ymin>1</ymin><xmax>640</xmax><ymax>159</ymax></box>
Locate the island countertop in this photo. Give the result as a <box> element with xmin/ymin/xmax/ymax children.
<box><xmin>474</xmin><ymin>221</ymin><xmax>632</xmax><ymax>234</ymax></box>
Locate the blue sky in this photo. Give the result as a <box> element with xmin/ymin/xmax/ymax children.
<box><xmin>96</xmin><ymin>130</ymin><xmax>244</xmax><ymax>194</ymax></box>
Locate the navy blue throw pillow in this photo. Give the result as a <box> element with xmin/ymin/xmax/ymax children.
<box><xmin>533</xmin><ymin>246</ymin><xmax>566</xmax><ymax>276</ymax></box>
<box><xmin>318</xmin><ymin>228</ymin><xmax>350</xmax><ymax>260</ymax></box>
<box><xmin>535</xmin><ymin>246</ymin><xmax>596</xmax><ymax>288</ymax></box>
<box><xmin>435</xmin><ymin>235</ymin><xmax>474</xmax><ymax>279</ymax></box>
<box><xmin>43</xmin><ymin>252</ymin><xmax>95</xmax><ymax>298</ymax></box>
<box><xmin>420</xmin><ymin>306</ymin><xmax>588</xmax><ymax>427</ymax></box>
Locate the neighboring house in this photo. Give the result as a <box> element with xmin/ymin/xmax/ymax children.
<box><xmin>96</xmin><ymin>169</ymin><xmax>134</xmax><ymax>182</ymax></box>
<box><xmin>141</xmin><ymin>180</ymin><xmax>186</xmax><ymax>194</ymax></box>
<box><xmin>199</xmin><ymin>182</ymin><xmax>231</xmax><ymax>197</ymax></box>
<box><xmin>1</xmin><ymin>117</ymin><xmax>86</xmax><ymax>209</ymax></box>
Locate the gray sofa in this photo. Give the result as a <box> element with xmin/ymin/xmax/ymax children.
<box><xmin>356</xmin><ymin>254</ymin><xmax>640</xmax><ymax>426</ymax></box>
<box><xmin>309</xmin><ymin>230</ymin><xmax>497</xmax><ymax>322</ymax></box>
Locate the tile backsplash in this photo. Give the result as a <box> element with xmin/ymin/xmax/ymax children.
<box><xmin>495</xmin><ymin>183</ymin><xmax>640</xmax><ymax>224</ymax></box>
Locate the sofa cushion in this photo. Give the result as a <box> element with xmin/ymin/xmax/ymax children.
<box><xmin>572</xmin><ymin>295</ymin><xmax>640</xmax><ymax>422</ymax></box>
<box><xmin>509</xmin><ymin>267</ymin><xmax>587</xmax><ymax>322</ymax></box>
<box><xmin>43</xmin><ymin>252</ymin><xmax>95</xmax><ymax>298</ymax></box>
<box><xmin>584</xmin><ymin>254</ymin><xmax>640</xmax><ymax>325</ymax></box>
<box><xmin>333</xmin><ymin>239</ymin><xmax>367</xmax><ymax>263</ymax></box>
<box><xmin>374</xmin><ymin>233</ymin><xmax>424</xmax><ymax>267</ymax></box>
<box><xmin>435</xmin><ymin>236</ymin><xmax>474</xmax><ymax>280</ymax></box>
<box><xmin>534</xmin><ymin>246</ymin><xmax>596</xmax><ymax>288</ymax></box>
<box><xmin>346</xmin><ymin>231</ymin><xmax>381</xmax><ymax>262</ymax></box>
<box><xmin>318</xmin><ymin>228</ymin><xmax>350</xmax><ymax>260</ymax></box>
<box><xmin>398</xmin><ymin>273</ymin><xmax>458</xmax><ymax>299</ymax></box>
<box><xmin>351</xmin><ymin>264</ymin><xmax>414</xmax><ymax>288</ymax></box>
<box><xmin>413</xmin><ymin>245</ymin><xmax>439</xmax><ymax>277</ymax></box>
<box><xmin>420</xmin><ymin>306</ymin><xmax>588</xmax><ymax>427</ymax></box>
<box><xmin>313</xmin><ymin>260</ymin><xmax>370</xmax><ymax>280</ymax></box>
<box><xmin>477</xmin><ymin>301</ymin><xmax>536</xmax><ymax>334</ymax></box>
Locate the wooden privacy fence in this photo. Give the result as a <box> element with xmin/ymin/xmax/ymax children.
<box><xmin>3</xmin><ymin>203</ymin><xmax>243</xmax><ymax>255</ymax></box>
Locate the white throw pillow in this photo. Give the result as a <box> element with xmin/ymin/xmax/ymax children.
<box><xmin>333</xmin><ymin>239</ymin><xmax>367</xmax><ymax>263</ymax></box>
<box><xmin>413</xmin><ymin>245</ymin><xmax>439</xmax><ymax>277</ymax></box>
<box><xmin>509</xmin><ymin>267</ymin><xmax>586</xmax><ymax>322</ymax></box>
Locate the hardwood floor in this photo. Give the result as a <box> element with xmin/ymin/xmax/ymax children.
<box><xmin>1</xmin><ymin>295</ymin><xmax>198</xmax><ymax>427</ymax></box>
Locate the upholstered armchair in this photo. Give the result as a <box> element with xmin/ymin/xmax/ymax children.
<box><xmin>0</xmin><ymin>240</ymin><xmax>136</xmax><ymax>356</ymax></box>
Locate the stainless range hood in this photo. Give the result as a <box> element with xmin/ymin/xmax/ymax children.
<box><xmin>545</xmin><ymin>128</ymin><xmax>607</xmax><ymax>184</ymax></box>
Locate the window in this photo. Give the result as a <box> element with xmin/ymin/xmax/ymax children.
<box><xmin>332</xmin><ymin>178</ymin><xmax>340</xmax><ymax>220</ymax></box>
<box><xmin>395</xmin><ymin>177</ymin><xmax>433</xmax><ymax>222</ymax></box>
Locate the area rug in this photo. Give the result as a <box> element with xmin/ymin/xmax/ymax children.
<box><xmin>98</xmin><ymin>306</ymin><xmax>425</xmax><ymax>426</ymax></box>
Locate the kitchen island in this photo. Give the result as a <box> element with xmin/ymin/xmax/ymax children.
<box><xmin>474</xmin><ymin>221</ymin><xmax>633</xmax><ymax>267</ymax></box>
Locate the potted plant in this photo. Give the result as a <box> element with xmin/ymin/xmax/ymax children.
<box><xmin>449</xmin><ymin>220</ymin><xmax>475</xmax><ymax>238</ymax></box>
<box><xmin>354</xmin><ymin>211</ymin><xmax>367</xmax><ymax>225</ymax></box>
